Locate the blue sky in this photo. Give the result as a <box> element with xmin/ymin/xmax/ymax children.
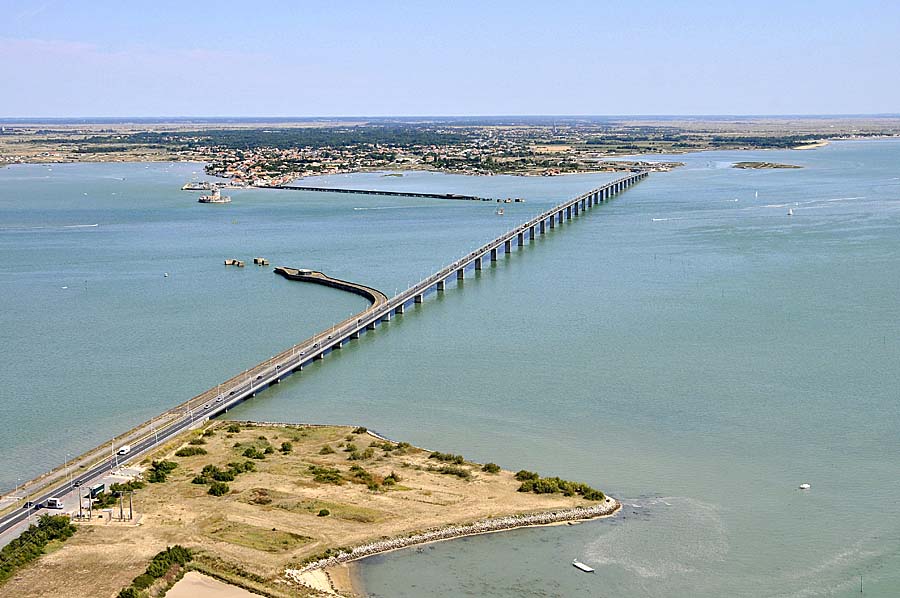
<box><xmin>1</xmin><ymin>0</ymin><xmax>898</xmax><ymax>117</ymax></box>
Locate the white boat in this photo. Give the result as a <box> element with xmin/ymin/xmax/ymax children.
<box><xmin>199</xmin><ymin>189</ymin><xmax>231</xmax><ymax>204</ymax></box>
<box><xmin>495</xmin><ymin>208</ymin><xmax>504</xmax><ymax>215</ymax></box>
<box><xmin>799</xmin><ymin>483</ymin><xmax>811</xmax><ymax>490</ymax></box>
<box><xmin>573</xmin><ymin>559</ymin><xmax>595</xmax><ymax>573</ymax></box>
<box><xmin>787</xmin><ymin>208</ymin><xmax>794</xmax><ymax>216</ymax></box>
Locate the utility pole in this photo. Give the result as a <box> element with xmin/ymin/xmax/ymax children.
<box><xmin>128</xmin><ymin>491</ymin><xmax>133</xmax><ymax>520</ymax></box>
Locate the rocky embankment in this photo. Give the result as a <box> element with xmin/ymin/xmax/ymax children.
<box><xmin>285</xmin><ymin>499</ymin><xmax>620</xmax><ymax>581</ymax></box>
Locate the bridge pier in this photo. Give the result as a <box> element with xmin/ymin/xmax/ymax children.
<box><xmin>504</xmin><ymin>239</ymin><xmax>511</xmax><ymax>252</ymax></box>
<box><xmin>475</xmin><ymin>257</ymin><xmax>482</xmax><ymax>270</ymax></box>
<box><xmin>490</xmin><ymin>248</ymin><xmax>497</xmax><ymax>261</ymax></box>
<box><xmin>313</xmin><ymin>353</ymin><xmax>324</xmax><ymax>361</ymax></box>
<box><xmin>529</xmin><ymin>225</ymin><xmax>535</xmax><ymax>240</ymax></box>
<box><xmin>540</xmin><ymin>220</ymin><xmax>545</xmax><ymax>234</ymax></box>
<box><xmin>566</xmin><ymin>206</ymin><xmax>572</xmax><ymax>220</ymax></box>
<box><xmin>549</xmin><ymin>215</ymin><xmax>555</xmax><ymax>228</ymax></box>
<box><xmin>456</xmin><ymin>268</ymin><xmax>464</xmax><ymax>280</ymax></box>
<box><xmin>333</xmin><ymin>341</ymin><xmax>342</xmax><ymax>350</ymax></box>
<box><xmin>366</xmin><ymin>321</ymin><xmax>376</xmax><ymax>330</ymax></box>
<box><xmin>581</xmin><ymin>198</ymin><xmax>586</xmax><ymax>210</ymax></box>
<box><xmin>395</xmin><ymin>304</ymin><xmax>404</xmax><ymax>314</ymax></box>
<box><xmin>414</xmin><ymin>294</ymin><xmax>423</xmax><ymax>303</ymax></box>
<box><xmin>557</xmin><ymin>211</ymin><xmax>563</xmax><ymax>224</ymax></box>
<box><xmin>574</xmin><ymin>203</ymin><xmax>579</xmax><ymax>216</ymax></box>
<box><xmin>517</xmin><ymin>232</ymin><xmax>524</xmax><ymax>245</ymax></box>
<box><xmin>350</xmin><ymin>330</ymin><xmax>360</xmax><ymax>339</ymax></box>
<box><xmin>437</xmin><ymin>280</ymin><xmax>445</xmax><ymax>291</ymax></box>
<box><xmin>383</xmin><ymin>312</ymin><xmax>391</xmax><ymax>321</ymax></box>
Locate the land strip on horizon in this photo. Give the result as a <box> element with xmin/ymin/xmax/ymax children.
<box><xmin>3</xmin><ymin>115</ymin><xmax>900</xmax><ymax>185</ymax></box>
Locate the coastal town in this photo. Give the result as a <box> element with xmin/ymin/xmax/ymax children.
<box><xmin>6</xmin><ymin>116</ymin><xmax>899</xmax><ymax>188</ymax></box>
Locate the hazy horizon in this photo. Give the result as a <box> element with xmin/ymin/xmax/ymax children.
<box><xmin>2</xmin><ymin>0</ymin><xmax>898</xmax><ymax>118</ymax></box>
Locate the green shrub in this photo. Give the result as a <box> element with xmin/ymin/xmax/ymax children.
<box><xmin>117</xmin><ymin>588</ymin><xmax>140</xmax><ymax>598</ymax></box>
<box><xmin>482</xmin><ymin>462</ymin><xmax>501</xmax><ymax>474</ymax></box>
<box><xmin>0</xmin><ymin>515</ymin><xmax>76</xmax><ymax>584</ymax></box>
<box><xmin>352</xmin><ymin>426</ymin><xmax>368</xmax><ymax>434</ymax></box>
<box><xmin>515</xmin><ymin>470</ymin><xmax>540</xmax><ymax>482</ymax></box>
<box><xmin>263</xmin><ymin>446</ymin><xmax>274</xmax><ymax>455</ymax></box>
<box><xmin>435</xmin><ymin>465</ymin><xmax>470</xmax><ymax>479</ymax></box>
<box><xmin>243</xmin><ymin>447</ymin><xmax>265</xmax><ymax>459</ymax></box>
<box><xmin>280</xmin><ymin>441</ymin><xmax>293</xmax><ymax>454</ymax></box>
<box><xmin>317</xmin><ymin>509</ymin><xmax>330</xmax><ymax>517</ymax></box>
<box><xmin>308</xmin><ymin>465</ymin><xmax>343</xmax><ymax>485</ymax></box>
<box><xmin>146</xmin><ymin>460</ymin><xmax>178</xmax><ymax>483</ymax></box>
<box><xmin>226</xmin><ymin>424</ymin><xmax>241</xmax><ymax>433</ymax></box>
<box><xmin>175</xmin><ymin>446</ymin><xmax>207</xmax><ymax>457</ymax></box>
<box><xmin>429</xmin><ymin>452</ymin><xmax>465</xmax><ymax>464</ymax></box>
<box><xmin>208</xmin><ymin>482</ymin><xmax>230</xmax><ymax>496</ymax></box>
<box><xmin>343</xmin><ymin>442</ymin><xmax>358</xmax><ymax>453</ymax></box>
<box><xmin>132</xmin><ymin>573</ymin><xmax>154</xmax><ymax>589</ymax></box>
<box><xmin>188</xmin><ymin>438</ymin><xmax>206</xmax><ymax>445</ymax></box>
<box><xmin>319</xmin><ymin>445</ymin><xmax>335</xmax><ymax>455</ymax></box>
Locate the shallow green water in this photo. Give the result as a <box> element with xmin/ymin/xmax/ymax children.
<box><xmin>2</xmin><ymin>142</ymin><xmax>899</xmax><ymax>596</ymax></box>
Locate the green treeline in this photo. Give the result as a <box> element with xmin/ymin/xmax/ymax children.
<box><xmin>514</xmin><ymin>470</ymin><xmax>605</xmax><ymax>501</ymax></box>
<box><xmin>0</xmin><ymin>514</ymin><xmax>76</xmax><ymax>584</ymax></box>
<box><xmin>117</xmin><ymin>545</ymin><xmax>192</xmax><ymax>598</ymax></box>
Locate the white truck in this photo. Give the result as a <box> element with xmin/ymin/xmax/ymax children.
<box><xmin>117</xmin><ymin>444</ymin><xmax>131</xmax><ymax>456</ymax></box>
<box><xmin>45</xmin><ymin>497</ymin><xmax>64</xmax><ymax>509</ymax></box>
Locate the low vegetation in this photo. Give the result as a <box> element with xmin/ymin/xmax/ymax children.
<box><xmin>116</xmin><ymin>545</ymin><xmax>192</xmax><ymax>598</ymax></box>
<box><xmin>145</xmin><ymin>460</ymin><xmax>177</xmax><ymax>483</ymax></box>
<box><xmin>0</xmin><ymin>515</ymin><xmax>75</xmax><ymax>585</ymax></box>
<box><xmin>515</xmin><ymin>470</ymin><xmax>605</xmax><ymax>501</ymax></box>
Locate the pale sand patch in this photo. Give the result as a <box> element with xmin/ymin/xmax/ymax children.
<box><xmin>794</xmin><ymin>140</ymin><xmax>829</xmax><ymax>150</ymax></box>
<box><xmin>167</xmin><ymin>571</ymin><xmax>262</xmax><ymax>598</ymax></box>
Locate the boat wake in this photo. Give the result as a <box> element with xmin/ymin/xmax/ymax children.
<box><xmin>0</xmin><ymin>223</ymin><xmax>99</xmax><ymax>232</ymax></box>
<box><xmin>353</xmin><ymin>206</ymin><xmax>409</xmax><ymax>211</ymax></box>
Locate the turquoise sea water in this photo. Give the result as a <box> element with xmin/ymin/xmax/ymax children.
<box><xmin>2</xmin><ymin>141</ymin><xmax>899</xmax><ymax>596</ymax></box>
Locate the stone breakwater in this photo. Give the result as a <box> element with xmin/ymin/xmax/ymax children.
<box><xmin>285</xmin><ymin>499</ymin><xmax>620</xmax><ymax>580</ymax></box>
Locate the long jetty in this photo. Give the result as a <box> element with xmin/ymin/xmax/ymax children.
<box><xmin>266</xmin><ymin>183</ymin><xmax>492</xmax><ymax>202</ymax></box>
<box><xmin>0</xmin><ymin>171</ymin><xmax>647</xmax><ymax>539</ymax></box>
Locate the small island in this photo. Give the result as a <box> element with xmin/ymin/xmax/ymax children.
<box><xmin>2</xmin><ymin>421</ymin><xmax>618</xmax><ymax>598</ymax></box>
<box><xmin>732</xmin><ymin>161</ymin><xmax>802</xmax><ymax>169</ymax></box>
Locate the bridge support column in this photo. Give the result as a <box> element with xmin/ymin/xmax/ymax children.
<box><xmin>313</xmin><ymin>353</ymin><xmax>324</xmax><ymax>361</ymax></box>
<box><xmin>456</xmin><ymin>268</ymin><xmax>464</xmax><ymax>280</ymax></box>
<box><xmin>566</xmin><ymin>206</ymin><xmax>572</xmax><ymax>220</ymax></box>
<box><xmin>539</xmin><ymin>220</ymin><xmax>545</xmax><ymax>234</ymax></box>
<box><xmin>366</xmin><ymin>321</ymin><xmax>376</xmax><ymax>330</ymax></box>
<box><xmin>383</xmin><ymin>312</ymin><xmax>391</xmax><ymax>321</ymax></box>
<box><xmin>475</xmin><ymin>257</ymin><xmax>482</xmax><ymax>270</ymax></box>
<box><xmin>490</xmin><ymin>248</ymin><xmax>497</xmax><ymax>261</ymax></box>
<box><xmin>395</xmin><ymin>304</ymin><xmax>404</xmax><ymax>314</ymax></box>
<box><xmin>437</xmin><ymin>280</ymin><xmax>445</xmax><ymax>291</ymax></box>
<box><xmin>581</xmin><ymin>198</ymin><xmax>586</xmax><ymax>210</ymax></box>
<box><xmin>529</xmin><ymin>225</ymin><xmax>535</xmax><ymax>240</ymax></box>
<box><xmin>517</xmin><ymin>232</ymin><xmax>524</xmax><ymax>245</ymax></box>
<box><xmin>504</xmin><ymin>240</ymin><xmax>511</xmax><ymax>252</ymax></box>
<box><xmin>333</xmin><ymin>342</ymin><xmax>342</xmax><ymax>350</ymax></box>
<box><xmin>574</xmin><ymin>203</ymin><xmax>579</xmax><ymax>216</ymax></box>
<box><xmin>414</xmin><ymin>294</ymin><xmax>423</xmax><ymax>303</ymax></box>
<box><xmin>549</xmin><ymin>216</ymin><xmax>555</xmax><ymax>229</ymax></box>
<box><xmin>350</xmin><ymin>330</ymin><xmax>360</xmax><ymax>339</ymax></box>
<box><xmin>557</xmin><ymin>211</ymin><xmax>563</xmax><ymax>224</ymax></box>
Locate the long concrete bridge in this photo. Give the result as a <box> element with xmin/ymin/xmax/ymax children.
<box><xmin>0</xmin><ymin>171</ymin><xmax>647</xmax><ymax>540</ymax></box>
<box><xmin>266</xmin><ymin>184</ymin><xmax>492</xmax><ymax>202</ymax></box>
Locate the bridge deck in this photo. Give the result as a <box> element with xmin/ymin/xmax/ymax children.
<box><xmin>0</xmin><ymin>171</ymin><xmax>648</xmax><ymax>539</ymax></box>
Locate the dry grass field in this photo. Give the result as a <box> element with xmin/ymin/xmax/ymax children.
<box><xmin>1</xmin><ymin>421</ymin><xmax>608</xmax><ymax>597</ymax></box>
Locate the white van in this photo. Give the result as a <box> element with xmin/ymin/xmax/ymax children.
<box><xmin>117</xmin><ymin>445</ymin><xmax>131</xmax><ymax>456</ymax></box>
<box><xmin>46</xmin><ymin>497</ymin><xmax>64</xmax><ymax>509</ymax></box>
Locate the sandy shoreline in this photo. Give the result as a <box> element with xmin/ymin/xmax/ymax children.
<box><xmin>286</xmin><ymin>500</ymin><xmax>620</xmax><ymax>596</ymax></box>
